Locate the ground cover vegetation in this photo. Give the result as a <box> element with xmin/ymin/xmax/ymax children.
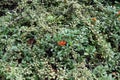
<box><xmin>0</xmin><ymin>0</ymin><xmax>120</xmax><ymax>80</ymax></box>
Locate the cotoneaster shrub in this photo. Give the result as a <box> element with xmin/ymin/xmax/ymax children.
<box><xmin>0</xmin><ymin>0</ymin><xmax>120</xmax><ymax>80</ymax></box>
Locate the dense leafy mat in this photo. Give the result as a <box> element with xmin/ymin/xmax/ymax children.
<box><xmin>0</xmin><ymin>0</ymin><xmax>120</xmax><ymax>80</ymax></box>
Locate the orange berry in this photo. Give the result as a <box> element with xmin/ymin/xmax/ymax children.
<box><xmin>91</xmin><ymin>17</ymin><xmax>97</xmax><ymax>22</ymax></box>
<box><xmin>116</xmin><ymin>11</ymin><xmax>120</xmax><ymax>16</ymax></box>
<box><xmin>57</xmin><ymin>40</ymin><xmax>67</xmax><ymax>46</ymax></box>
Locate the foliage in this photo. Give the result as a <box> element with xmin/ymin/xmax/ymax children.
<box><xmin>0</xmin><ymin>0</ymin><xmax>120</xmax><ymax>80</ymax></box>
